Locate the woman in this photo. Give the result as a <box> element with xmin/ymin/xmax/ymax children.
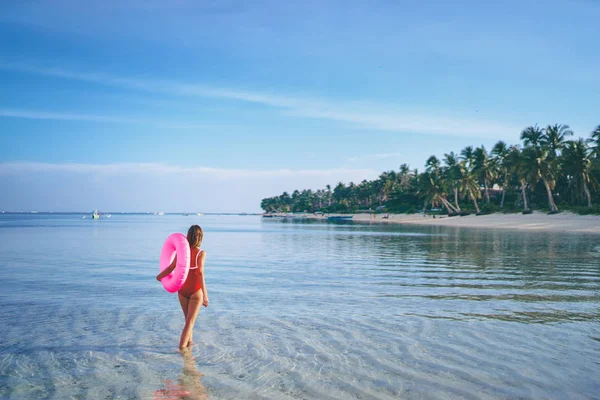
<box><xmin>157</xmin><ymin>225</ymin><xmax>209</xmax><ymax>349</ymax></box>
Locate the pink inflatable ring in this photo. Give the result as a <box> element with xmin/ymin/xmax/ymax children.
<box><xmin>159</xmin><ymin>233</ymin><xmax>191</xmax><ymax>293</ymax></box>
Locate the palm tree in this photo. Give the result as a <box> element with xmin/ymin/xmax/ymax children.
<box><xmin>261</xmin><ymin>197</ymin><xmax>279</xmax><ymax>212</ymax></box>
<box><xmin>460</xmin><ymin>146</ymin><xmax>475</xmax><ymax>168</ymax></box>
<box><xmin>589</xmin><ymin>125</ymin><xmax>600</xmax><ymax>161</ymax></box>
<box><xmin>473</xmin><ymin>146</ymin><xmax>494</xmax><ymax>203</ymax></box>
<box><xmin>520</xmin><ymin>125</ymin><xmax>544</xmax><ymax>147</ymax></box>
<box><xmin>459</xmin><ymin>146</ymin><xmax>482</xmax><ymax>214</ymax></box>
<box><xmin>543</xmin><ymin>124</ymin><xmax>573</xmax><ymax>159</ymax></box>
<box><xmin>443</xmin><ymin>152</ymin><xmax>462</xmax><ymax>212</ymax></box>
<box><xmin>521</xmin><ymin>125</ymin><xmax>560</xmax><ymax>213</ymax></box>
<box><xmin>315</xmin><ymin>189</ymin><xmax>324</xmax><ymax>209</ymax></box>
<box><xmin>398</xmin><ymin>163</ymin><xmax>414</xmax><ymax>192</ymax></box>
<box><xmin>347</xmin><ymin>182</ymin><xmax>358</xmax><ymax>209</ymax></box>
<box><xmin>333</xmin><ymin>182</ymin><xmax>347</xmax><ymax>208</ymax></box>
<box><xmin>506</xmin><ymin>146</ymin><xmax>531</xmax><ymax>213</ymax></box>
<box><xmin>417</xmin><ymin>171</ymin><xmax>460</xmax><ymax>214</ymax></box>
<box><xmin>562</xmin><ymin>138</ymin><xmax>594</xmax><ymax>207</ymax></box>
<box><xmin>491</xmin><ymin>141</ymin><xmax>510</xmax><ymax>208</ymax></box>
<box><xmin>459</xmin><ymin>162</ymin><xmax>482</xmax><ymax>214</ymax></box>
<box><xmin>357</xmin><ymin>180</ymin><xmax>372</xmax><ymax>208</ymax></box>
<box><xmin>280</xmin><ymin>192</ymin><xmax>291</xmax><ymax>212</ymax></box>
<box><xmin>523</xmin><ymin>145</ymin><xmax>560</xmax><ymax>213</ymax></box>
<box><xmin>419</xmin><ymin>156</ymin><xmax>459</xmax><ymax>214</ymax></box>
<box><xmin>425</xmin><ymin>155</ymin><xmax>441</xmax><ymax>173</ymax></box>
<box><xmin>378</xmin><ymin>171</ymin><xmax>397</xmax><ymax>204</ymax></box>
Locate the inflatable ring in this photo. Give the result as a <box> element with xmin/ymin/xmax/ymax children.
<box><xmin>159</xmin><ymin>233</ymin><xmax>191</xmax><ymax>293</ymax></box>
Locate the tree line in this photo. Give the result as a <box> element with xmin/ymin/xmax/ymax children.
<box><xmin>261</xmin><ymin>124</ymin><xmax>600</xmax><ymax>215</ymax></box>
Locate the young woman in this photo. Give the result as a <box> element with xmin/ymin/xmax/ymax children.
<box><xmin>157</xmin><ymin>225</ymin><xmax>209</xmax><ymax>349</ymax></box>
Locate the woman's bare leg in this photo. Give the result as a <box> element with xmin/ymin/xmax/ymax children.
<box><xmin>178</xmin><ymin>293</ymin><xmax>189</xmax><ymax>318</ymax></box>
<box><xmin>178</xmin><ymin>293</ymin><xmax>192</xmax><ymax>344</ymax></box>
<box><xmin>179</xmin><ymin>290</ymin><xmax>203</xmax><ymax>349</ymax></box>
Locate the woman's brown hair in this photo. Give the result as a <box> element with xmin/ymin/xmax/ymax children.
<box><xmin>187</xmin><ymin>225</ymin><xmax>203</xmax><ymax>248</ymax></box>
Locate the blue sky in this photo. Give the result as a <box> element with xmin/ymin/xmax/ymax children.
<box><xmin>1</xmin><ymin>0</ymin><xmax>599</xmax><ymax>212</ymax></box>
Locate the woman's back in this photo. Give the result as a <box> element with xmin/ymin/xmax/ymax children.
<box><xmin>179</xmin><ymin>247</ymin><xmax>203</xmax><ymax>297</ymax></box>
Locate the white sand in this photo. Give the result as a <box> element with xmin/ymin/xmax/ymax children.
<box><xmin>311</xmin><ymin>211</ymin><xmax>600</xmax><ymax>234</ymax></box>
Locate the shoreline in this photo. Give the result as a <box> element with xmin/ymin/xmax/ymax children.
<box><xmin>299</xmin><ymin>211</ymin><xmax>600</xmax><ymax>234</ymax></box>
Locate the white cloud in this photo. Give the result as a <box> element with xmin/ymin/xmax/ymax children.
<box><xmin>0</xmin><ymin>109</ymin><xmax>145</xmax><ymax>124</ymax></box>
<box><xmin>0</xmin><ymin>62</ymin><xmax>522</xmax><ymax>138</ymax></box>
<box><xmin>0</xmin><ymin>108</ymin><xmax>220</xmax><ymax>130</ymax></box>
<box><xmin>0</xmin><ymin>162</ymin><xmax>379</xmax><ymax>212</ymax></box>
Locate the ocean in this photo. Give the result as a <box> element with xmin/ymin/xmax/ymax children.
<box><xmin>0</xmin><ymin>214</ymin><xmax>599</xmax><ymax>399</ymax></box>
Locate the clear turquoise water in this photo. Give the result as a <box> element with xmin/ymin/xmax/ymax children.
<box><xmin>0</xmin><ymin>214</ymin><xmax>599</xmax><ymax>399</ymax></box>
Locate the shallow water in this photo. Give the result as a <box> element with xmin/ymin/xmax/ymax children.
<box><xmin>0</xmin><ymin>214</ymin><xmax>599</xmax><ymax>399</ymax></box>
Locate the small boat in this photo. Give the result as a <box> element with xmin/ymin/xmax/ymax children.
<box><xmin>327</xmin><ymin>215</ymin><xmax>353</xmax><ymax>221</ymax></box>
<box><xmin>196</xmin><ymin>213</ymin><xmax>204</xmax><ymax>216</ymax></box>
<box><xmin>92</xmin><ymin>209</ymin><xmax>100</xmax><ymax>219</ymax></box>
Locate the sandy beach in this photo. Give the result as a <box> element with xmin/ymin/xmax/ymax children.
<box><xmin>307</xmin><ymin>211</ymin><xmax>600</xmax><ymax>234</ymax></box>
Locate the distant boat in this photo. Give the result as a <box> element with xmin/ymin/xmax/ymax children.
<box><xmin>92</xmin><ymin>209</ymin><xmax>100</xmax><ymax>220</ymax></box>
<box><xmin>196</xmin><ymin>213</ymin><xmax>204</xmax><ymax>216</ymax></box>
<box><xmin>158</xmin><ymin>212</ymin><xmax>165</xmax><ymax>216</ymax></box>
<box><xmin>327</xmin><ymin>215</ymin><xmax>353</xmax><ymax>221</ymax></box>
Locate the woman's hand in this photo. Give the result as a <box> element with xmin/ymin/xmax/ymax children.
<box><xmin>203</xmin><ymin>297</ymin><xmax>209</xmax><ymax>307</ymax></box>
<box><xmin>156</xmin><ymin>256</ymin><xmax>177</xmax><ymax>282</ymax></box>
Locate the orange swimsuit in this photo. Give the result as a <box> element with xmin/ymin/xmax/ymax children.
<box><xmin>179</xmin><ymin>249</ymin><xmax>202</xmax><ymax>298</ymax></box>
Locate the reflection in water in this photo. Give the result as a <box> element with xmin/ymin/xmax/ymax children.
<box><xmin>256</xmin><ymin>221</ymin><xmax>600</xmax><ymax>325</ymax></box>
<box><xmin>154</xmin><ymin>350</ymin><xmax>208</xmax><ymax>400</ymax></box>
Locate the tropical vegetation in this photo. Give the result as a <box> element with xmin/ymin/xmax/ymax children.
<box><xmin>261</xmin><ymin>124</ymin><xmax>600</xmax><ymax>215</ymax></box>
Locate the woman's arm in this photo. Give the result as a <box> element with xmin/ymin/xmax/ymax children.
<box><xmin>199</xmin><ymin>251</ymin><xmax>208</xmax><ymax>307</ymax></box>
<box><xmin>156</xmin><ymin>255</ymin><xmax>177</xmax><ymax>281</ymax></box>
